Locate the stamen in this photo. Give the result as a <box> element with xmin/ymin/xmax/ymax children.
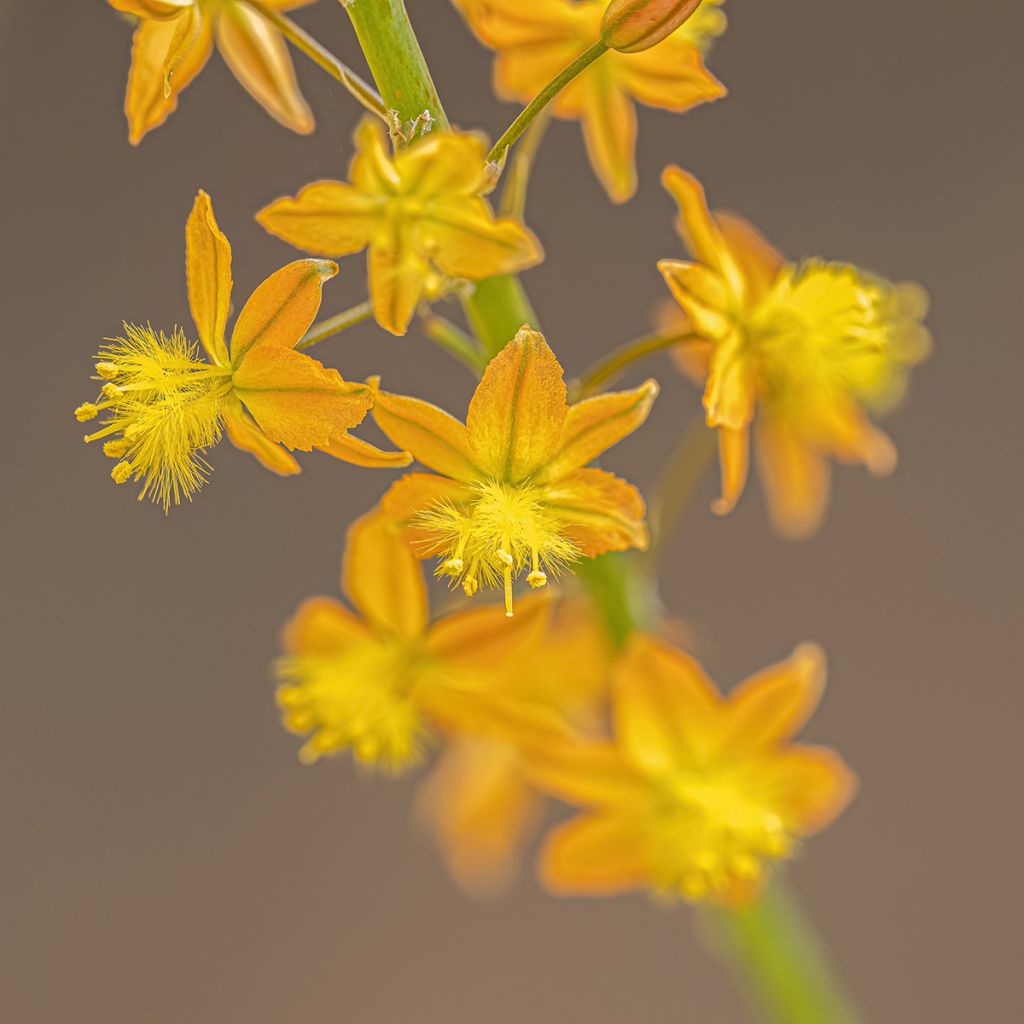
<box><xmin>527</xmin><ymin>569</ymin><xmax>548</xmax><ymax>589</ymax></box>
<box><xmin>111</xmin><ymin>462</ymin><xmax>133</xmax><ymax>484</ymax></box>
<box><xmin>503</xmin><ymin>565</ymin><xmax>514</xmax><ymax>618</ymax></box>
<box><xmin>441</xmin><ymin>557</ymin><xmax>464</xmax><ymax>575</ymax></box>
<box><xmin>95</xmin><ymin>362</ymin><xmax>119</xmax><ymax>380</ymax></box>
<box><xmin>103</xmin><ymin>439</ymin><xmax>130</xmax><ymax>458</ymax></box>
<box><xmin>462</xmin><ymin>576</ymin><xmax>478</xmax><ymax>597</ymax></box>
<box><xmin>75</xmin><ymin>403</ymin><xmax>98</xmax><ymax>422</ymax></box>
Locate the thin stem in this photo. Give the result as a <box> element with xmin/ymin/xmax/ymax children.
<box><xmin>241</xmin><ymin>0</ymin><xmax>387</xmax><ymax>122</ymax></box>
<box><xmin>421</xmin><ymin>314</ymin><xmax>488</xmax><ymax>374</ymax></box>
<box><xmin>575</xmin><ymin>330</ymin><xmax>700</xmax><ymax>399</ymax></box>
<box><xmin>707</xmin><ymin>879</ymin><xmax>861</xmax><ymax>1024</ymax></box>
<box><xmin>296</xmin><ymin>300</ymin><xmax>374</xmax><ymax>351</ymax></box>
<box><xmin>486</xmin><ymin>41</ymin><xmax>608</xmax><ymax>168</ymax></box>
<box><xmin>498</xmin><ymin>106</ymin><xmax>552</xmax><ymax>219</ymax></box>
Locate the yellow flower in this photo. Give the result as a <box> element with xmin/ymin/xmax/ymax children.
<box><xmin>256</xmin><ymin>120</ymin><xmax>544</xmax><ymax>336</ymax></box>
<box><xmin>371</xmin><ymin>326</ymin><xmax>659</xmax><ymax>616</ymax></box>
<box><xmin>658</xmin><ymin>167</ymin><xmax>931</xmax><ymax>537</ymax></box>
<box><xmin>417</xmin><ymin>597</ymin><xmax>612</xmax><ymax>893</ymax></box>
<box><xmin>108</xmin><ymin>0</ymin><xmax>317</xmax><ymax>144</ymax></box>
<box><xmin>76</xmin><ymin>190</ymin><xmax>408</xmax><ymax>510</ymax></box>
<box><xmin>451</xmin><ymin>0</ymin><xmax>727</xmax><ymax>202</ymax></box>
<box><xmin>526</xmin><ymin>634</ymin><xmax>856</xmax><ymax>905</ymax></box>
<box><xmin>277</xmin><ymin>510</ymin><xmax>550</xmax><ymax>770</ymax></box>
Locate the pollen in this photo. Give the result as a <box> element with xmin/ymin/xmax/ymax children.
<box><xmin>416</xmin><ymin>479</ymin><xmax>578</xmax><ymax>616</ymax></box>
<box><xmin>75</xmin><ymin>403</ymin><xmax>98</xmax><ymax>422</ymax></box>
<box><xmin>111</xmin><ymin>461</ymin><xmax>133</xmax><ymax>484</ymax></box>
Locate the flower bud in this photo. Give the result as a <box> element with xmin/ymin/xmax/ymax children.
<box><xmin>600</xmin><ymin>0</ymin><xmax>703</xmax><ymax>53</ymax></box>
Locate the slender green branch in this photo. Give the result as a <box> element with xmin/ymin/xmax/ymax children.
<box><xmin>498</xmin><ymin>107</ymin><xmax>552</xmax><ymax>219</ymax></box>
<box><xmin>296</xmin><ymin>300</ymin><xmax>374</xmax><ymax>351</ymax></box>
<box><xmin>575</xmin><ymin>330</ymin><xmax>700</xmax><ymax>399</ymax></box>
<box><xmin>241</xmin><ymin>0</ymin><xmax>387</xmax><ymax>122</ymax></box>
<box><xmin>421</xmin><ymin>314</ymin><xmax>488</xmax><ymax>374</ymax></box>
<box><xmin>486</xmin><ymin>41</ymin><xmax>609</xmax><ymax>168</ymax></box>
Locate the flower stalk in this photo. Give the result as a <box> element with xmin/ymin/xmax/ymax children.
<box><xmin>297</xmin><ymin>300</ymin><xmax>375</xmax><ymax>351</ymax></box>
<box><xmin>574</xmin><ymin>329</ymin><xmax>700</xmax><ymax>399</ymax></box>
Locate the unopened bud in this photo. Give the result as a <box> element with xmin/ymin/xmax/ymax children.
<box><xmin>600</xmin><ymin>0</ymin><xmax>702</xmax><ymax>53</ymax></box>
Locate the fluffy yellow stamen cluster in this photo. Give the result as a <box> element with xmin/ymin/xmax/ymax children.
<box><xmin>77</xmin><ymin>325</ymin><xmax>229</xmax><ymax>510</ymax></box>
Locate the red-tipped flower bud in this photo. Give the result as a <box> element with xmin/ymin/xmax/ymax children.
<box><xmin>600</xmin><ymin>0</ymin><xmax>703</xmax><ymax>53</ymax></box>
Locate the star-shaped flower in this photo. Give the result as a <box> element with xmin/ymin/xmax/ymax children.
<box><xmin>257</xmin><ymin>119</ymin><xmax>544</xmax><ymax>335</ymax></box>
<box><xmin>76</xmin><ymin>190</ymin><xmax>408</xmax><ymax>509</ymax></box>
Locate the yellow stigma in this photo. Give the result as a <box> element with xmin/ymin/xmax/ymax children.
<box><xmin>416</xmin><ymin>479</ymin><xmax>578</xmax><ymax>616</ymax></box>
<box><xmin>80</xmin><ymin>325</ymin><xmax>229</xmax><ymax>511</ymax></box>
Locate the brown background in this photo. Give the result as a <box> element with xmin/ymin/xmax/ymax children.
<box><xmin>3</xmin><ymin>2</ymin><xmax>1021</xmax><ymax>1021</ymax></box>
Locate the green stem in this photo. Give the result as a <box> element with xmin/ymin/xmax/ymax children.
<box><xmin>708</xmin><ymin>879</ymin><xmax>861</xmax><ymax>1024</ymax></box>
<box><xmin>486</xmin><ymin>41</ymin><xmax>609</xmax><ymax>168</ymax></box>
<box><xmin>242</xmin><ymin>0</ymin><xmax>387</xmax><ymax>122</ymax></box>
<box><xmin>421</xmin><ymin>314</ymin><xmax>488</xmax><ymax>374</ymax></box>
<box><xmin>499</xmin><ymin>107</ymin><xmax>552</xmax><ymax>220</ymax></box>
<box><xmin>464</xmin><ymin>275</ymin><xmax>540</xmax><ymax>357</ymax></box>
<box><xmin>574</xmin><ymin>330</ymin><xmax>699</xmax><ymax>399</ymax></box>
<box><xmin>296</xmin><ymin>300</ymin><xmax>374</xmax><ymax>351</ymax></box>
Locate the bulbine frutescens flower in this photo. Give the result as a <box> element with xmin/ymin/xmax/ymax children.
<box><xmin>372</xmin><ymin>326</ymin><xmax>658</xmax><ymax>616</ymax></box>
<box><xmin>277</xmin><ymin>510</ymin><xmax>551</xmax><ymax>770</ymax></box>
<box><xmin>659</xmin><ymin>167</ymin><xmax>931</xmax><ymax>537</ymax></box>
<box><xmin>451</xmin><ymin>0</ymin><xmax>726</xmax><ymax>202</ymax></box>
<box><xmin>76</xmin><ymin>191</ymin><xmax>408</xmax><ymax>510</ymax></box>
<box><xmin>257</xmin><ymin>120</ymin><xmax>543</xmax><ymax>335</ymax></box>
<box><xmin>108</xmin><ymin>0</ymin><xmax>317</xmax><ymax>144</ymax></box>
<box><xmin>524</xmin><ymin>635</ymin><xmax>855</xmax><ymax>904</ymax></box>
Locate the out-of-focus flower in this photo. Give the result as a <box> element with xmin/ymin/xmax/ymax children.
<box><xmin>76</xmin><ymin>190</ymin><xmax>408</xmax><ymax>509</ymax></box>
<box><xmin>256</xmin><ymin>120</ymin><xmax>543</xmax><ymax>336</ymax></box>
<box><xmin>417</xmin><ymin>597</ymin><xmax>612</xmax><ymax>893</ymax></box>
<box><xmin>277</xmin><ymin>511</ymin><xmax>550</xmax><ymax>770</ymax></box>
<box><xmin>526</xmin><ymin>634</ymin><xmax>856</xmax><ymax>905</ymax></box>
<box><xmin>451</xmin><ymin>0</ymin><xmax>727</xmax><ymax>202</ymax></box>
<box><xmin>108</xmin><ymin>0</ymin><xmax>317</xmax><ymax>144</ymax></box>
<box><xmin>658</xmin><ymin>167</ymin><xmax>931</xmax><ymax>537</ymax></box>
<box><xmin>372</xmin><ymin>326</ymin><xmax>658</xmax><ymax>616</ymax></box>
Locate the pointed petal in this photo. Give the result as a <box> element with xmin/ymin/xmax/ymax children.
<box><xmin>221</xmin><ymin>392</ymin><xmax>300</xmax><ymax>475</ymax></box>
<box><xmin>540</xmin><ymin>379</ymin><xmax>658</xmax><ymax>481</ymax></box>
<box><xmin>185</xmin><ymin>189</ymin><xmax>232</xmax><ymax>365</ymax></box>
<box><xmin>215</xmin><ymin>3</ymin><xmax>314</xmax><ymax>134</ymax></box>
<box><xmin>368</xmin><ymin>234</ymin><xmax>431</xmax><ymax>337</ymax></box>
<box><xmin>722</xmin><ymin>643</ymin><xmax>826</xmax><ymax>754</ymax></box>
<box><xmin>763</xmin><ymin>745</ymin><xmax>857</xmax><ymax>835</ymax></box>
<box><xmin>618</xmin><ymin>41</ymin><xmax>726</xmax><ymax>111</ymax></box>
<box><xmin>379</xmin><ymin>472</ymin><xmax>475</xmax><ymax>528</ymax></box>
<box><xmin>371</xmin><ymin>385</ymin><xmax>482</xmax><ymax>481</ymax></box>
<box><xmin>714</xmin><ymin>211</ymin><xmax>784</xmax><ymax>304</ymax></box>
<box><xmin>232</xmin><ymin>346</ymin><xmax>372</xmax><ymax>451</ymax></box>
<box><xmin>256</xmin><ymin>181</ymin><xmax>381</xmax><ymax>257</ymax></box>
<box><xmin>711</xmin><ymin>424</ymin><xmax>749</xmax><ymax>516</ymax></box>
<box><xmin>317</xmin><ymin>432</ymin><xmax>412</xmax><ymax>469</ymax></box>
<box><xmin>526</xmin><ymin>740</ymin><xmax>650</xmax><ymax>807</ymax></box>
<box><xmin>580</xmin><ymin>76</ymin><xmax>637</xmax><ymax>204</ymax></box>
<box><xmin>657</xmin><ymin>259</ymin><xmax>732</xmax><ymax>338</ymax></box>
<box><xmin>110</xmin><ymin>0</ymin><xmax>192</xmax><ymax>16</ymax></box>
<box><xmin>703</xmin><ymin>329</ymin><xmax>756</xmax><ymax>431</ymax></box>
<box><xmin>124</xmin><ymin>12</ymin><xmax>213</xmax><ymax>144</ymax></box>
<box><xmin>349</xmin><ymin>118</ymin><xmax>401</xmax><ymax>194</ymax></box>
<box><xmin>755</xmin><ymin>417</ymin><xmax>832</xmax><ymax>540</ymax></box>
<box><xmin>230</xmin><ymin>259</ymin><xmax>338</xmax><ymax>363</ymax></box>
<box><xmin>613</xmin><ymin>632</ymin><xmax>721</xmax><ymax>773</ymax></box>
<box><xmin>282</xmin><ymin>595</ymin><xmax>372</xmax><ymax>655</ymax></box>
<box><xmin>467</xmin><ymin>326</ymin><xmax>567</xmax><ymax>482</ymax></box>
<box><xmin>539</xmin><ymin>813</ymin><xmax>650</xmax><ymax>895</ymax></box>
<box><xmin>544</xmin><ymin>467</ymin><xmax>648</xmax><ymax>557</ymax></box>
<box><xmin>343</xmin><ymin>510</ymin><xmax>428</xmax><ymax>637</ymax></box>
<box><xmin>394</xmin><ymin>130</ymin><xmax>491</xmax><ymax>196</ymax></box>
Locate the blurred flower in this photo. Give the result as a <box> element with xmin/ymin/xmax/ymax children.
<box><xmin>451</xmin><ymin>0</ymin><xmax>726</xmax><ymax>202</ymax></box>
<box><xmin>658</xmin><ymin>167</ymin><xmax>931</xmax><ymax>537</ymax></box>
<box><xmin>108</xmin><ymin>0</ymin><xmax>317</xmax><ymax>144</ymax></box>
<box><xmin>76</xmin><ymin>190</ymin><xmax>408</xmax><ymax>509</ymax></box>
<box><xmin>372</xmin><ymin>326</ymin><xmax>658</xmax><ymax>616</ymax></box>
<box><xmin>526</xmin><ymin>634</ymin><xmax>856</xmax><ymax>905</ymax></box>
<box><xmin>257</xmin><ymin>119</ymin><xmax>543</xmax><ymax>335</ymax></box>
<box><xmin>277</xmin><ymin>511</ymin><xmax>549</xmax><ymax>769</ymax></box>
<box><xmin>417</xmin><ymin>597</ymin><xmax>613</xmax><ymax>893</ymax></box>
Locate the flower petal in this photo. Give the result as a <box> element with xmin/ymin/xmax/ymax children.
<box><xmin>185</xmin><ymin>189</ymin><xmax>232</xmax><ymax>365</ymax></box>
<box><xmin>467</xmin><ymin>327</ymin><xmax>568</xmax><ymax>482</ymax></box>
<box><xmin>282</xmin><ymin>595</ymin><xmax>372</xmax><ymax>655</ymax></box>
<box><xmin>343</xmin><ymin>510</ymin><xmax>428</xmax><ymax>638</ymax></box>
<box><xmin>232</xmin><ymin>346</ymin><xmax>372</xmax><ymax>451</ymax></box>
<box><xmin>379</xmin><ymin>472</ymin><xmax>475</xmax><ymax>527</ymax></box>
<box><xmin>368</xmin><ymin>233</ymin><xmax>432</xmax><ymax>337</ymax></box>
<box><xmin>394</xmin><ymin>130</ymin><xmax>491</xmax><ymax>196</ymax></box>
<box><xmin>710</xmin><ymin>424</ymin><xmax>749</xmax><ymax>516</ymax></box>
<box><xmin>544</xmin><ymin>467</ymin><xmax>648</xmax><ymax>557</ymax></box>
<box><xmin>317</xmin><ymin>432</ymin><xmax>412</xmax><ymax>469</ymax></box>
<box><xmin>230</xmin><ymin>259</ymin><xmax>338</xmax><ymax>364</ymax></box>
<box><xmin>617</xmin><ymin>41</ymin><xmax>726</xmax><ymax>112</ymax></box>
<box><xmin>580</xmin><ymin>73</ymin><xmax>637</xmax><ymax>204</ymax></box>
<box><xmin>657</xmin><ymin>259</ymin><xmax>733</xmax><ymax>338</ymax></box>
<box><xmin>703</xmin><ymin>328</ymin><xmax>756</xmax><ymax>431</ymax></box>
<box><xmin>539</xmin><ymin>813</ymin><xmax>650</xmax><ymax>895</ymax></box>
<box><xmin>256</xmin><ymin>181</ymin><xmax>382</xmax><ymax>257</ymax></box>
<box><xmin>714</xmin><ymin>211</ymin><xmax>785</xmax><ymax>304</ymax></box>
<box><xmin>539</xmin><ymin>379</ymin><xmax>658</xmax><ymax>481</ymax></box>
<box><xmin>762</xmin><ymin>745</ymin><xmax>857</xmax><ymax>835</ymax></box>
<box><xmin>526</xmin><ymin>739</ymin><xmax>650</xmax><ymax>807</ymax></box>
<box><xmin>371</xmin><ymin>386</ymin><xmax>482</xmax><ymax>481</ymax></box>
<box><xmin>221</xmin><ymin>392</ymin><xmax>300</xmax><ymax>475</ymax></box>
<box><xmin>110</xmin><ymin>0</ymin><xmax>192</xmax><ymax>17</ymax></box>
<box><xmin>214</xmin><ymin>3</ymin><xmax>314</xmax><ymax>134</ymax></box>
<box><xmin>350</xmin><ymin>118</ymin><xmax>402</xmax><ymax>194</ymax></box>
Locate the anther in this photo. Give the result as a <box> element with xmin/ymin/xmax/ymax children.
<box><xmin>462</xmin><ymin>576</ymin><xmax>479</xmax><ymax>597</ymax></box>
<box><xmin>496</xmin><ymin>548</ymin><xmax>514</xmax><ymax>568</ymax></box>
<box><xmin>527</xmin><ymin>569</ymin><xmax>548</xmax><ymax>589</ymax></box>
<box><xmin>442</xmin><ymin>557</ymin><xmax>464</xmax><ymax>575</ymax></box>
<box><xmin>503</xmin><ymin>566</ymin><xmax>514</xmax><ymax>618</ymax></box>
<box><xmin>95</xmin><ymin>362</ymin><xmax>119</xmax><ymax>381</ymax></box>
<box><xmin>75</xmin><ymin>403</ymin><xmax>98</xmax><ymax>422</ymax></box>
<box><xmin>100</xmin><ymin>383</ymin><xmax>122</xmax><ymax>400</ymax></box>
<box><xmin>103</xmin><ymin>439</ymin><xmax>130</xmax><ymax>458</ymax></box>
<box><xmin>111</xmin><ymin>462</ymin><xmax>133</xmax><ymax>484</ymax></box>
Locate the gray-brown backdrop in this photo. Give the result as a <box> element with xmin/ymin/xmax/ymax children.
<box><xmin>3</xmin><ymin>2</ymin><xmax>1021</xmax><ymax>1021</ymax></box>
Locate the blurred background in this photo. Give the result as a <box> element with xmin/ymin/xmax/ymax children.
<box><xmin>2</xmin><ymin>1</ymin><xmax>1021</xmax><ymax>1020</ymax></box>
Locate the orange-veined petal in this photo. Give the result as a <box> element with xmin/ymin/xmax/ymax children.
<box><xmin>379</xmin><ymin>472</ymin><xmax>475</xmax><ymax>527</ymax></box>
<box><xmin>256</xmin><ymin>181</ymin><xmax>382</xmax><ymax>257</ymax></box>
<box><xmin>711</xmin><ymin>424</ymin><xmax>749</xmax><ymax>516</ymax></box>
<box><xmin>221</xmin><ymin>392</ymin><xmax>300</xmax><ymax>475</ymax></box>
<box><xmin>539</xmin><ymin>813</ymin><xmax>650</xmax><ymax>895</ymax></box>
<box><xmin>617</xmin><ymin>40</ymin><xmax>726</xmax><ymax>112</ymax></box>
<box><xmin>317</xmin><ymin>432</ymin><xmax>412</xmax><ymax>469</ymax></box>
<box><xmin>579</xmin><ymin>72</ymin><xmax>637</xmax><ymax>204</ymax></box>
<box><xmin>110</xmin><ymin>0</ymin><xmax>192</xmax><ymax>17</ymax></box>
<box><xmin>657</xmin><ymin>259</ymin><xmax>733</xmax><ymax>339</ymax></box>
<box><xmin>544</xmin><ymin>467</ymin><xmax>648</xmax><ymax>556</ymax></box>
<box><xmin>703</xmin><ymin>328</ymin><xmax>756</xmax><ymax>431</ymax></box>
<box><xmin>185</xmin><ymin>189</ymin><xmax>232</xmax><ymax>365</ymax></box>
<box><xmin>367</xmin><ymin>233</ymin><xmax>432</xmax><ymax>336</ymax></box>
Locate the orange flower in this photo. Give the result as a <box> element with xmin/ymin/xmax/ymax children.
<box><xmin>527</xmin><ymin>634</ymin><xmax>856</xmax><ymax>905</ymax></box>
<box><xmin>417</xmin><ymin>597</ymin><xmax>612</xmax><ymax>893</ymax></box>
<box><xmin>277</xmin><ymin>510</ymin><xmax>550</xmax><ymax>769</ymax></box>
<box><xmin>76</xmin><ymin>191</ymin><xmax>407</xmax><ymax>508</ymax></box>
<box><xmin>257</xmin><ymin>119</ymin><xmax>543</xmax><ymax>336</ymax></box>
<box><xmin>372</xmin><ymin>326</ymin><xmax>658</xmax><ymax>615</ymax></box>
<box><xmin>451</xmin><ymin>0</ymin><xmax>727</xmax><ymax>202</ymax></box>
<box><xmin>658</xmin><ymin>167</ymin><xmax>931</xmax><ymax>537</ymax></box>
<box><xmin>108</xmin><ymin>0</ymin><xmax>317</xmax><ymax>144</ymax></box>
